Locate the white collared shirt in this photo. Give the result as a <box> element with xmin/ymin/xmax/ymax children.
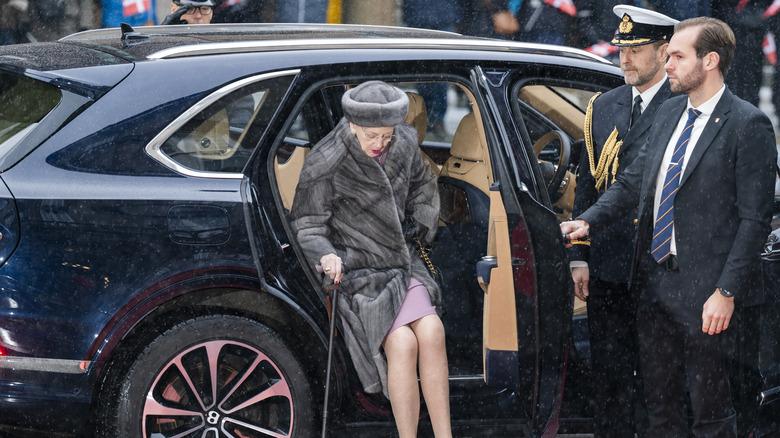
<box><xmin>631</xmin><ymin>74</ymin><xmax>668</xmax><ymax>116</ymax></box>
<box><xmin>653</xmin><ymin>85</ymin><xmax>726</xmax><ymax>255</ymax></box>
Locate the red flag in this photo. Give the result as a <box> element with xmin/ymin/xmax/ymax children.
<box><xmin>764</xmin><ymin>33</ymin><xmax>777</xmax><ymax>66</ymax></box>
<box><xmin>123</xmin><ymin>0</ymin><xmax>151</xmax><ymax>16</ymax></box>
<box><xmin>764</xmin><ymin>0</ymin><xmax>780</xmax><ymax>18</ymax></box>
<box><xmin>544</xmin><ymin>0</ymin><xmax>577</xmax><ymax>16</ymax></box>
<box><xmin>584</xmin><ymin>41</ymin><xmax>618</xmax><ymax>58</ymax></box>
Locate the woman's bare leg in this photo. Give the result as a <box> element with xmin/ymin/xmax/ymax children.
<box><xmin>411</xmin><ymin>314</ymin><xmax>452</xmax><ymax>437</ymax></box>
<box><xmin>384</xmin><ymin>325</ymin><xmax>421</xmax><ymax>438</ymax></box>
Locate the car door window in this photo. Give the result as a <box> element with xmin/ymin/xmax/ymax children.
<box><xmin>150</xmin><ymin>73</ymin><xmax>295</xmax><ymax>176</ymax></box>
<box><xmin>513</xmin><ymin>83</ymin><xmax>601</xmax><ymax>221</ymax></box>
<box><xmin>516</xmin><ymin>84</ymin><xmax>595</xmax><ymax>159</ymax></box>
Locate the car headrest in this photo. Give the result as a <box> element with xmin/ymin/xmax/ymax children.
<box><xmin>450</xmin><ymin>113</ymin><xmax>483</xmax><ymax>162</ymax></box>
<box><xmin>404</xmin><ymin>91</ymin><xmax>427</xmax><ymax>146</ymax></box>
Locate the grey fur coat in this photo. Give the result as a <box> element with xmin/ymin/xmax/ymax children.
<box><xmin>291</xmin><ymin>118</ymin><xmax>440</xmax><ymax>395</ymax></box>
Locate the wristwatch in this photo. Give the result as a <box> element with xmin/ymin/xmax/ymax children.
<box><xmin>719</xmin><ymin>288</ymin><xmax>734</xmax><ymax>298</ymax></box>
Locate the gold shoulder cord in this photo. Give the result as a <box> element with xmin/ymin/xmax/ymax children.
<box><xmin>584</xmin><ymin>93</ymin><xmax>622</xmax><ymax>191</ymax></box>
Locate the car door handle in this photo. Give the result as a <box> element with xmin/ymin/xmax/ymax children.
<box><xmin>477</xmin><ymin>255</ymin><xmax>498</xmax><ymax>286</ymax></box>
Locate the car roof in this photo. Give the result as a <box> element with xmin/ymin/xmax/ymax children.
<box><xmin>51</xmin><ymin>23</ymin><xmax>610</xmax><ymax>66</ymax></box>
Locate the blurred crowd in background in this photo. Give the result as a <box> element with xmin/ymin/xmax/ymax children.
<box><xmin>2</xmin><ymin>0</ymin><xmax>780</xmax><ymax>123</ymax></box>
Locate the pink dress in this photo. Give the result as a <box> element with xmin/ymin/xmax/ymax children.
<box><xmin>386</xmin><ymin>277</ymin><xmax>437</xmax><ymax>336</ymax></box>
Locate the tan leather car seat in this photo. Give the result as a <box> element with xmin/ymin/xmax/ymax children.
<box><xmin>440</xmin><ymin>112</ymin><xmax>490</xmax><ymax>195</ymax></box>
<box><xmin>405</xmin><ymin>92</ymin><xmax>427</xmax><ymax>146</ymax></box>
<box><xmin>405</xmin><ymin>91</ymin><xmax>440</xmax><ymax>176</ymax></box>
<box><xmin>275</xmin><ymin>146</ymin><xmax>308</xmax><ymax>211</ymax></box>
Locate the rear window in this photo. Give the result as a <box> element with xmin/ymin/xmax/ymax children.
<box><xmin>148</xmin><ymin>71</ymin><xmax>296</xmax><ymax>176</ymax></box>
<box><xmin>0</xmin><ymin>71</ymin><xmax>61</xmax><ymax>157</ymax></box>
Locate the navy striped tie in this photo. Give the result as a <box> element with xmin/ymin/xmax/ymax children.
<box><xmin>651</xmin><ymin>108</ymin><xmax>701</xmax><ymax>263</ymax></box>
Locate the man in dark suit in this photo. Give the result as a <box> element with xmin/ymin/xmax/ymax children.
<box><xmin>570</xmin><ymin>5</ymin><xmax>677</xmax><ymax>437</ymax></box>
<box><xmin>562</xmin><ymin>16</ymin><xmax>776</xmax><ymax>437</ymax></box>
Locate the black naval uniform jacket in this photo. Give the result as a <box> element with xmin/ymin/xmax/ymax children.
<box><xmin>570</xmin><ymin>80</ymin><xmax>674</xmax><ymax>285</ymax></box>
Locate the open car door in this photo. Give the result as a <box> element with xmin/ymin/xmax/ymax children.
<box><xmin>468</xmin><ymin>67</ymin><xmax>574</xmax><ymax>436</ymax></box>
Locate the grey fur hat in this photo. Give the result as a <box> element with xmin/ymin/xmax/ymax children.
<box><xmin>341</xmin><ymin>81</ymin><xmax>409</xmax><ymax>127</ymax></box>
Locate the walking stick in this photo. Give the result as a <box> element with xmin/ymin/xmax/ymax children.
<box><xmin>317</xmin><ymin>264</ymin><xmax>345</xmax><ymax>438</ymax></box>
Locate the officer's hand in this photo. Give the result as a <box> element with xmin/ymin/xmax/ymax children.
<box><xmin>571</xmin><ymin>267</ymin><xmax>590</xmax><ymax>301</ymax></box>
<box><xmin>561</xmin><ymin>220</ymin><xmax>589</xmax><ymax>243</ymax></box>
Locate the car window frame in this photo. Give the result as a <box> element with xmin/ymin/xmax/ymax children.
<box><xmin>145</xmin><ymin>69</ymin><xmax>300</xmax><ymax>179</ymax></box>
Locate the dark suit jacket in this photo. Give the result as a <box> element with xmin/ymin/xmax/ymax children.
<box><xmin>580</xmin><ymin>88</ymin><xmax>776</xmax><ymax>318</ymax></box>
<box><xmin>571</xmin><ymin>80</ymin><xmax>674</xmax><ymax>284</ymax></box>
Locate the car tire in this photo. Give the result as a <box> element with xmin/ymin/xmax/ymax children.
<box><xmin>97</xmin><ymin>314</ymin><xmax>314</xmax><ymax>437</ymax></box>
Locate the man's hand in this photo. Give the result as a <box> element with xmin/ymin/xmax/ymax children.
<box><xmin>571</xmin><ymin>266</ymin><xmax>590</xmax><ymax>301</ymax></box>
<box><xmin>701</xmin><ymin>289</ymin><xmax>734</xmax><ymax>335</ymax></box>
<box><xmin>561</xmin><ymin>219</ymin><xmax>590</xmax><ymax>244</ymax></box>
<box><xmin>492</xmin><ymin>11</ymin><xmax>519</xmax><ymax>35</ymax></box>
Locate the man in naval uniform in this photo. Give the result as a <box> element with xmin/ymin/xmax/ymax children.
<box><xmin>569</xmin><ymin>5</ymin><xmax>678</xmax><ymax>437</ymax></box>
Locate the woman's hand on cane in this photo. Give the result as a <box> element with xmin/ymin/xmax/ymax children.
<box><xmin>319</xmin><ymin>253</ymin><xmax>344</xmax><ymax>284</ymax></box>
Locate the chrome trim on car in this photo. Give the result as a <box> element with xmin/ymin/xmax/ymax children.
<box><xmin>448</xmin><ymin>375</ymin><xmax>485</xmax><ymax>383</ymax></box>
<box><xmin>0</xmin><ymin>357</ymin><xmax>90</xmax><ymax>374</ymax></box>
<box><xmin>148</xmin><ymin>38</ymin><xmax>610</xmax><ymax>64</ymax></box>
<box><xmin>760</xmin><ymin>386</ymin><xmax>780</xmax><ymax>405</ymax></box>
<box><xmin>145</xmin><ymin>69</ymin><xmax>300</xmax><ymax>179</ymax></box>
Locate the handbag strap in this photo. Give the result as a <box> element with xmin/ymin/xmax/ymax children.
<box><xmin>414</xmin><ymin>237</ymin><xmax>438</xmax><ymax>276</ymax></box>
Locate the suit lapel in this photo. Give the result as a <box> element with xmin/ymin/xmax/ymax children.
<box><xmin>612</xmin><ymin>86</ymin><xmax>631</xmax><ymax>141</ymax></box>
<box><xmin>679</xmin><ymin>89</ymin><xmax>731</xmax><ymax>187</ymax></box>
<box><xmin>644</xmin><ymin>97</ymin><xmax>686</xmax><ymax>189</ymax></box>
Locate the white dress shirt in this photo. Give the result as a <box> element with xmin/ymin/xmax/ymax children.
<box><xmin>653</xmin><ymin>85</ymin><xmax>726</xmax><ymax>256</ymax></box>
<box><xmin>631</xmin><ymin>74</ymin><xmax>667</xmax><ymax>115</ymax></box>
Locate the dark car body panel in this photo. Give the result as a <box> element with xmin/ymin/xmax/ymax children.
<box><xmin>0</xmin><ymin>25</ymin><xmax>624</xmax><ymax>435</ymax></box>
<box><xmin>3</xmin><ymin>23</ymin><xmax>772</xmax><ymax>438</ymax></box>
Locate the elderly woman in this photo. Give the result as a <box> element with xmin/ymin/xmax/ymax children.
<box><xmin>291</xmin><ymin>81</ymin><xmax>451</xmax><ymax>437</ymax></box>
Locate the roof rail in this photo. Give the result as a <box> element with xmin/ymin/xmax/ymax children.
<box><xmin>147</xmin><ymin>37</ymin><xmax>610</xmax><ymax>64</ymax></box>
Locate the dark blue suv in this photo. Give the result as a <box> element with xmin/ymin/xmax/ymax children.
<box><xmin>0</xmin><ymin>23</ymin><xmax>777</xmax><ymax>437</ymax></box>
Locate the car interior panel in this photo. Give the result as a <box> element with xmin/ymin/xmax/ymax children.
<box><xmin>275</xmin><ymin>142</ymin><xmax>309</xmax><ymax>211</ymax></box>
<box><xmin>480</xmin><ymin>186</ymin><xmax>520</xmax><ymax>387</ymax></box>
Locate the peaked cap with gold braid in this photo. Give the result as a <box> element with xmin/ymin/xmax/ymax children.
<box><xmin>610</xmin><ymin>5</ymin><xmax>678</xmax><ymax>47</ymax></box>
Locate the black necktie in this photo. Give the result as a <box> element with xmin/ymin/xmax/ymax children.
<box><xmin>630</xmin><ymin>95</ymin><xmax>642</xmax><ymax>127</ymax></box>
